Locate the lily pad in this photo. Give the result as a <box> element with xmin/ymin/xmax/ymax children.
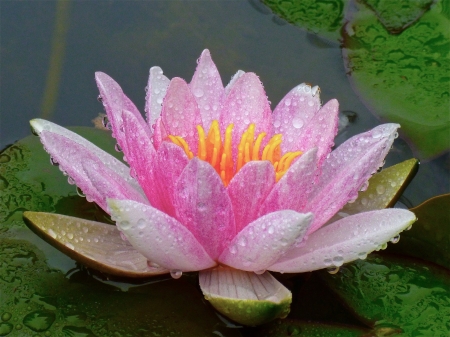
<box><xmin>360</xmin><ymin>0</ymin><xmax>436</xmax><ymax>33</ymax></box>
<box><xmin>252</xmin><ymin>319</ymin><xmax>369</xmax><ymax>337</ymax></box>
<box><xmin>262</xmin><ymin>0</ymin><xmax>350</xmax><ymax>42</ymax></box>
<box><xmin>386</xmin><ymin>194</ymin><xmax>450</xmax><ymax>269</ymax></box>
<box><xmin>0</xmin><ymin>127</ymin><xmax>119</xmax><ymax>229</ymax></box>
<box><xmin>199</xmin><ymin>267</ymin><xmax>292</xmax><ymax>326</ymax></box>
<box><xmin>342</xmin><ymin>0</ymin><xmax>450</xmax><ymax>159</ymax></box>
<box><xmin>320</xmin><ymin>253</ymin><xmax>450</xmax><ymax>336</ymax></box>
<box><xmin>23</xmin><ymin>211</ymin><xmax>168</xmax><ymax>278</ymax></box>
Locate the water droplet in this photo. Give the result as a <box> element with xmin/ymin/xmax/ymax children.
<box><xmin>170</xmin><ymin>270</ymin><xmax>182</xmax><ymax>279</ymax></box>
<box><xmin>31</xmin><ymin>126</ymin><xmax>39</xmax><ymax>136</ymax></box>
<box><xmin>1</xmin><ymin>312</ymin><xmax>12</xmax><ymax>321</ymax></box>
<box><xmin>120</xmin><ymin>221</ymin><xmax>131</xmax><ymax>230</ymax></box>
<box><xmin>284</xmin><ymin>98</ymin><xmax>291</xmax><ymax>106</ymax></box>
<box><xmin>254</xmin><ymin>270</ymin><xmax>265</xmax><ymax>275</ymax></box>
<box><xmin>292</xmin><ymin>117</ymin><xmax>304</xmax><ymax>129</ymax></box>
<box><xmin>390</xmin><ymin>235</ymin><xmax>400</xmax><ymax>244</ymax></box>
<box><xmin>193</xmin><ymin>88</ymin><xmax>204</xmax><ymax>98</ymax></box>
<box><xmin>137</xmin><ymin>218</ymin><xmax>146</xmax><ymax>229</ymax></box>
<box><xmin>76</xmin><ymin>186</ymin><xmax>85</xmax><ymax>198</ymax></box>
<box><xmin>406</xmin><ymin>224</ymin><xmax>413</xmax><ymax>231</ymax></box>
<box><xmin>97</xmin><ymin>95</ymin><xmax>103</xmax><ymax>102</ymax></box>
<box><xmin>102</xmin><ymin>115</ymin><xmax>109</xmax><ymax>127</ymax></box>
<box><xmin>50</xmin><ymin>157</ymin><xmax>59</xmax><ymax>166</ymax></box>
<box><xmin>67</xmin><ymin>176</ymin><xmax>75</xmax><ymax>185</ymax></box>
<box><xmin>115</xmin><ymin>143</ymin><xmax>122</xmax><ymax>152</ymax></box>
<box><xmin>147</xmin><ymin>261</ymin><xmax>160</xmax><ymax>269</ymax></box>
<box><xmin>229</xmin><ymin>244</ymin><xmax>237</xmax><ymax>254</ymax></box>
<box><xmin>332</xmin><ymin>256</ymin><xmax>344</xmax><ymax>267</ymax></box>
<box><xmin>376</xmin><ymin>185</ymin><xmax>386</xmax><ymax>194</ymax></box>
<box><xmin>237</xmin><ymin>236</ymin><xmax>247</xmax><ymax>247</ymax></box>
<box><xmin>358</xmin><ymin>251</ymin><xmax>367</xmax><ymax>259</ymax></box>
<box><xmin>327</xmin><ymin>266</ymin><xmax>340</xmax><ymax>274</ymax></box>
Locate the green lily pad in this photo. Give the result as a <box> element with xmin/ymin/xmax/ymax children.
<box><xmin>360</xmin><ymin>0</ymin><xmax>436</xmax><ymax>33</ymax></box>
<box><xmin>386</xmin><ymin>194</ymin><xmax>450</xmax><ymax>269</ymax></box>
<box><xmin>253</xmin><ymin>319</ymin><xmax>370</xmax><ymax>337</ymax></box>
<box><xmin>262</xmin><ymin>0</ymin><xmax>350</xmax><ymax>42</ymax></box>
<box><xmin>342</xmin><ymin>0</ymin><xmax>450</xmax><ymax>159</ymax></box>
<box><xmin>0</xmin><ymin>127</ymin><xmax>119</xmax><ymax>229</ymax></box>
<box><xmin>320</xmin><ymin>253</ymin><xmax>450</xmax><ymax>336</ymax></box>
<box><xmin>0</xmin><ymin>239</ymin><xmax>242</xmax><ymax>337</ymax></box>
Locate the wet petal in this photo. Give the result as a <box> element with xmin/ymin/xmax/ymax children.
<box><xmin>295</xmin><ymin>99</ymin><xmax>339</xmax><ymax>165</ymax></box>
<box><xmin>220</xmin><ymin>72</ymin><xmax>273</xmax><ymax>158</ymax></box>
<box><xmin>272</xmin><ymin>83</ymin><xmax>321</xmax><ymax>153</ymax></box>
<box><xmin>260</xmin><ymin>148</ymin><xmax>318</xmax><ymax>215</ymax></box>
<box><xmin>219</xmin><ymin>211</ymin><xmax>313</xmax><ymax>272</ymax></box>
<box><xmin>161</xmin><ymin>77</ymin><xmax>202</xmax><ymax>154</ymax></box>
<box><xmin>227</xmin><ymin>161</ymin><xmax>275</xmax><ymax>232</ymax></box>
<box><xmin>145</xmin><ymin>66</ymin><xmax>170</xmax><ymax>132</ymax></box>
<box><xmin>190</xmin><ymin>49</ymin><xmax>224</xmax><ymax>129</ymax></box>
<box><xmin>269</xmin><ymin>209</ymin><xmax>416</xmax><ymax>273</ymax></box>
<box><xmin>199</xmin><ymin>267</ymin><xmax>292</xmax><ymax>326</ymax></box>
<box><xmin>304</xmin><ymin>123</ymin><xmax>400</xmax><ymax>233</ymax></box>
<box><xmin>224</xmin><ymin>70</ymin><xmax>245</xmax><ymax>96</ymax></box>
<box><xmin>108</xmin><ymin>199</ymin><xmax>216</xmax><ymax>272</ymax></box>
<box><xmin>174</xmin><ymin>158</ymin><xmax>235</xmax><ymax>260</ymax></box>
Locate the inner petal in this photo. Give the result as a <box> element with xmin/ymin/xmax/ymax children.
<box><xmin>168</xmin><ymin>121</ymin><xmax>303</xmax><ymax>186</ymax></box>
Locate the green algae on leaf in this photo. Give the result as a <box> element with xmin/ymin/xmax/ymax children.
<box><xmin>262</xmin><ymin>0</ymin><xmax>350</xmax><ymax>42</ymax></box>
<box><xmin>253</xmin><ymin>319</ymin><xmax>370</xmax><ymax>337</ymax></box>
<box><xmin>386</xmin><ymin>194</ymin><xmax>450</xmax><ymax>269</ymax></box>
<box><xmin>320</xmin><ymin>253</ymin><xmax>450</xmax><ymax>336</ymax></box>
<box><xmin>342</xmin><ymin>0</ymin><xmax>450</xmax><ymax>159</ymax></box>
<box><xmin>361</xmin><ymin>0</ymin><xmax>436</xmax><ymax>33</ymax></box>
<box><xmin>0</xmin><ymin>127</ymin><xmax>119</xmax><ymax>230</ymax></box>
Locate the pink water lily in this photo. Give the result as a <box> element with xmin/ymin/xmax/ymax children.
<box><xmin>29</xmin><ymin>49</ymin><xmax>416</xmax><ymax>325</ymax></box>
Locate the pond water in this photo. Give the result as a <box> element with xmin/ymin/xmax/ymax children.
<box><xmin>0</xmin><ymin>1</ymin><xmax>449</xmax><ymax>336</ymax></box>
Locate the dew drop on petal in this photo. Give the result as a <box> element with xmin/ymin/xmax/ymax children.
<box><xmin>390</xmin><ymin>235</ymin><xmax>400</xmax><ymax>244</ymax></box>
<box><xmin>147</xmin><ymin>261</ymin><xmax>160</xmax><ymax>269</ymax></box>
<box><xmin>292</xmin><ymin>117</ymin><xmax>304</xmax><ymax>129</ymax></box>
<box><xmin>254</xmin><ymin>270</ymin><xmax>265</xmax><ymax>275</ymax></box>
<box><xmin>332</xmin><ymin>256</ymin><xmax>344</xmax><ymax>267</ymax></box>
<box><xmin>376</xmin><ymin>185</ymin><xmax>386</xmax><ymax>194</ymax></box>
<box><xmin>170</xmin><ymin>270</ymin><xmax>183</xmax><ymax>279</ymax></box>
<box><xmin>327</xmin><ymin>266</ymin><xmax>340</xmax><ymax>274</ymax></box>
<box><xmin>76</xmin><ymin>186</ymin><xmax>85</xmax><ymax>198</ymax></box>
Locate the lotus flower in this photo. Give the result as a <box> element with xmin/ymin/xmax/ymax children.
<box><xmin>28</xmin><ymin>49</ymin><xmax>416</xmax><ymax>325</ymax></box>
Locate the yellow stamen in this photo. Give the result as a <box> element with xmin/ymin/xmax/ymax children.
<box><xmin>168</xmin><ymin>121</ymin><xmax>303</xmax><ymax>186</ymax></box>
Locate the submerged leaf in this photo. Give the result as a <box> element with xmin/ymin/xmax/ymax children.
<box><xmin>23</xmin><ymin>211</ymin><xmax>168</xmax><ymax>278</ymax></box>
<box><xmin>199</xmin><ymin>267</ymin><xmax>292</xmax><ymax>326</ymax></box>
<box><xmin>320</xmin><ymin>253</ymin><xmax>450</xmax><ymax>336</ymax></box>
<box><xmin>342</xmin><ymin>0</ymin><xmax>450</xmax><ymax>159</ymax></box>
<box><xmin>386</xmin><ymin>194</ymin><xmax>450</xmax><ymax>269</ymax></box>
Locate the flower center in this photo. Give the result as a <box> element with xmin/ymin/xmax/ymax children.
<box><xmin>168</xmin><ymin>120</ymin><xmax>302</xmax><ymax>186</ymax></box>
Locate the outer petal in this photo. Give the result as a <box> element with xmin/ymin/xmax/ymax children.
<box><xmin>30</xmin><ymin>118</ymin><xmax>141</xmax><ymax>193</ymax></box>
<box><xmin>161</xmin><ymin>77</ymin><xmax>202</xmax><ymax>154</ymax></box>
<box><xmin>108</xmin><ymin>199</ymin><xmax>216</xmax><ymax>272</ymax></box>
<box><xmin>95</xmin><ymin>72</ymin><xmax>152</xmax><ymax>154</ymax></box>
<box><xmin>269</xmin><ymin>209</ymin><xmax>417</xmax><ymax>273</ymax></box>
<box><xmin>173</xmin><ymin>158</ymin><xmax>235</xmax><ymax>260</ymax></box>
<box><xmin>219</xmin><ymin>211</ymin><xmax>313</xmax><ymax>272</ymax></box>
<box><xmin>220</xmin><ymin>72</ymin><xmax>273</xmax><ymax>159</ymax></box>
<box><xmin>227</xmin><ymin>161</ymin><xmax>276</xmax><ymax>232</ymax></box>
<box><xmin>122</xmin><ymin>109</ymin><xmax>163</xmax><ymax>211</ymax></box>
<box><xmin>34</xmin><ymin>127</ymin><xmax>146</xmax><ymax>212</ymax></box>
<box><xmin>260</xmin><ymin>148</ymin><xmax>318</xmax><ymax>215</ymax></box>
<box><xmin>189</xmin><ymin>49</ymin><xmax>224</xmax><ymax>129</ymax></box>
<box><xmin>294</xmin><ymin>99</ymin><xmax>339</xmax><ymax>165</ymax></box>
<box><xmin>153</xmin><ymin>142</ymin><xmax>189</xmax><ymax>218</ymax></box>
<box><xmin>304</xmin><ymin>123</ymin><xmax>400</xmax><ymax>233</ymax></box>
<box><xmin>145</xmin><ymin>66</ymin><xmax>170</xmax><ymax>132</ymax></box>
<box><xmin>272</xmin><ymin>83</ymin><xmax>321</xmax><ymax>153</ymax></box>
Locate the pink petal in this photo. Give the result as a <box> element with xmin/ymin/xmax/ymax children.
<box><xmin>153</xmin><ymin>142</ymin><xmax>189</xmax><ymax>218</ymax></box>
<box><xmin>219</xmin><ymin>211</ymin><xmax>313</xmax><ymax>272</ymax></box>
<box><xmin>224</xmin><ymin>70</ymin><xmax>245</xmax><ymax>96</ymax></box>
<box><xmin>295</xmin><ymin>99</ymin><xmax>339</xmax><ymax>165</ymax></box>
<box><xmin>189</xmin><ymin>49</ymin><xmax>224</xmax><ymax>129</ymax></box>
<box><xmin>220</xmin><ymin>72</ymin><xmax>273</xmax><ymax>160</ymax></box>
<box><xmin>161</xmin><ymin>77</ymin><xmax>202</xmax><ymax>154</ymax></box>
<box><xmin>122</xmin><ymin>109</ymin><xmax>165</xmax><ymax>212</ymax></box>
<box><xmin>269</xmin><ymin>209</ymin><xmax>416</xmax><ymax>273</ymax></box>
<box><xmin>303</xmin><ymin>123</ymin><xmax>400</xmax><ymax>233</ymax></box>
<box><xmin>30</xmin><ymin>119</ymin><xmax>141</xmax><ymax>192</ymax></box>
<box><xmin>37</xmin><ymin>130</ymin><xmax>145</xmax><ymax>212</ymax></box>
<box><xmin>227</xmin><ymin>161</ymin><xmax>276</xmax><ymax>233</ymax></box>
<box><xmin>95</xmin><ymin>72</ymin><xmax>151</xmax><ymax>154</ymax></box>
<box><xmin>145</xmin><ymin>66</ymin><xmax>170</xmax><ymax>132</ymax></box>
<box><xmin>260</xmin><ymin>148</ymin><xmax>318</xmax><ymax>215</ymax></box>
<box><xmin>151</xmin><ymin>117</ymin><xmax>167</xmax><ymax>150</ymax></box>
<box><xmin>108</xmin><ymin>199</ymin><xmax>216</xmax><ymax>272</ymax></box>
<box><xmin>173</xmin><ymin>158</ymin><xmax>235</xmax><ymax>260</ymax></box>
<box><xmin>272</xmin><ymin>83</ymin><xmax>321</xmax><ymax>153</ymax></box>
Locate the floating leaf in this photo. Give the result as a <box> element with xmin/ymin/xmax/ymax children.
<box><xmin>253</xmin><ymin>319</ymin><xmax>371</xmax><ymax>337</ymax></box>
<box><xmin>199</xmin><ymin>267</ymin><xmax>292</xmax><ymax>326</ymax></box>
<box><xmin>342</xmin><ymin>0</ymin><xmax>450</xmax><ymax>159</ymax></box>
<box><xmin>360</xmin><ymin>0</ymin><xmax>436</xmax><ymax>33</ymax></box>
<box><xmin>23</xmin><ymin>211</ymin><xmax>168</xmax><ymax>278</ymax></box>
<box><xmin>386</xmin><ymin>194</ymin><xmax>450</xmax><ymax>269</ymax></box>
<box><xmin>262</xmin><ymin>0</ymin><xmax>350</xmax><ymax>42</ymax></box>
<box><xmin>0</xmin><ymin>127</ymin><xmax>119</xmax><ymax>229</ymax></box>
<box><xmin>320</xmin><ymin>253</ymin><xmax>450</xmax><ymax>336</ymax></box>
